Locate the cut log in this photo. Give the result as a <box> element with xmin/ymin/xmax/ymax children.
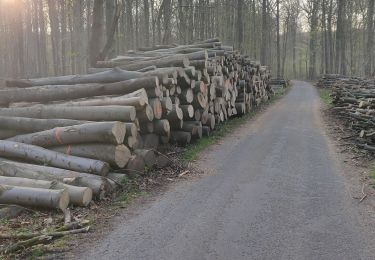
<box><xmin>0</xmin><ymin>129</ymin><xmax>26</xmax><ymax>139</ymax></box>
<box><xmin>169</xmin><ymin>120</ymin><xmax>183</xmax><ymax>129</ymax></box>
<box><xmin>166</xmin><ymin>105</ymin><xmax>183</xmax><ymax>121</ymax></box>
<box><xmin>0</xmin><ymin>185</ymin><xmax>69</xmax><ymax>211</ymax></box>
<box><xmin>125</xmin><ymin>136</ymin><xmax>137</xmax><ymax>149</ymax></box>
<box><xmin>192</xmin><ymin>92</ymin><xmax>208</xmax><ymax>109</ymax></box>
<box><xmin>125</xmin><ymin>155</ymin><xmax>145</xmax><ymax>176</ymax></box>
<box><xmin>140</xmin><ymin>122</ymin><xmax>154</xmax><ymax>134</ymax></box>
<box><xmin>124</xmin><ymin>123</ymin><xmax>138</xmax><ymax>138</ymax></box>
<box><xmin>182</xmin><ymin>121</ymin><xmax>203</xmax><ymax>138</ymax></box>
<box><xmin>149</xmin><ymin>98</ymin><xmax>162</xmax><ymax>119</ymax></box>
<box><xmin>0</xmin><ymin>141</ymin><xmax>109</xmax><ymax>176</ymax></box>
<box><xmin>180</xmin><ymin>89</ymin><xmax>194</xmax><ymax>104</ymax></box>
<box><xmin>0</xmin><ymin>176</ymin><xmax>92</xmax><ymax>207</ymax></box>
<box><xmin>170</xmin><ymin>131</ymin><xmax>191</xmax><ymax>146</ymax></box>
<box><xmin>188</xmin><ymin>60</ymin><xmax>207</xmax><ymax>70</ymax></box>
<box><xmin>153</xmin><ymin>120</ymin><xmax>170</xmax><ymax>136</ymax></box>
<box><xmin>161</xmin><ymin>97</ymin><xmax>173</xmax><ymax>113</ymax></box>
<box><xmin>136</xmin><ymin>104</ymin><xmax>154</xmax><ymax>122</ymax></box>
<box><xmin>193</xmin><ymin>81</ymin><xmax>207</xmax><ymax>94</ymax></box>
<box><xmin>200</xmin><ymin>109</ymin><xmax>209</xmax><ymax>124</ymax></box>
<box><xmin>0</xmin><ymin>160</ymin><xmax>108</xmax><ymax>198</ymax></box>
<box><xmin>133</xmin><ymin>134</ymin><xmax>144</xmax><ymax>150</ymax></box>
<box><xmin>235</xmin><ymin>103</ymin><xmax>246</xmax><ymax>115</ymax></box>
<box><xmin>204</xmin><ymin>113</ymin><xmax>216</xmax><ymax>129</ymax></box>
<box><xmin>1</xmin><ymin>77</ymin><xmax>159</xmax><ymax>106</ymax></box>
<box><xmin>155</xmin><ymin>154</ymin><xmax>171</xmax><ymax>168</ymax></box>
<box><xmin>57</xmin><ymin>94</ymin><xmax>147</xmax><ymax>110</ymax></box>
<box><xmin>142</xmin><ymin>134</ymin><xmax>159</xmax><ymax>149</ymax></box>
<box><xmin>6</xmin><ymin>67</ymin><xmax>144</xmax><ymax>87</ymax></box>
<box><xmin>159</xmin><ymin>135</ymin><xmax>170</xmax><ymax>144</ymax></box>
<box><xmin>51</xmin><ymin>144</ymin><xmax>131</xmax><ymax>168</ymax></box>
<box><xmin>106</xmin><ymin>172</ymin><xmax>128</xmax><ymax>184</ymax></box>
<box><xmin>180</xmin><ymin>105</ymin><xmax>194</xmax><ymax>119</ymax></box>
<box><xmin>97</xmin><ymin>55</ymin><xmax>190</xmax><ymax>71</ymax></box>
<box><xmin>134</xmin><ymin>149</ymin><xmax>156</xmax><ymax>167</ymax></box>
<box><xmin>0</xmin><ymin>116</ymin><xmax>89</xmax><ymax>133</ymax></box>
<box><xmin>194</xmin><ymin>109</ymin><xmax>201</xmax><ymax>121</ymax></box>
<box><xmin>0</xmin><ymin>105</ymin><xmax>136</xmax><ymax>122</ymax></box>
<box><xmin>202</xmin><ymin>126</ymin><xmax>210</xmax><ymax>136</ymax></box>
<box><xmin>7</xmin><ymin>122</ymin><xmax>126</xmax><ymax>147</ymax></box>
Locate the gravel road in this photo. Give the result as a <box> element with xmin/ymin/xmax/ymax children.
<box><xmin>79</xmin><ymin>81</ymin><xmax>374</xmax><ymax>260</ymax></box>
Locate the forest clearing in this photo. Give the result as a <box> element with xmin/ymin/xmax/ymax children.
<box><xmin>0</xmin><ymin>0</ymin><xmax>375</xmax><ymax>259</ymax></box>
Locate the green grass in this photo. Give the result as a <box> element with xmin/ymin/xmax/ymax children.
<box><xmin>370</xmin><ymin>165</ymin><xmax>375</xmax><ymax>187</ymax></box>
<box><xmin>114</xmin><ymin>176</ymin><xmax>148</xmax><ymax>205</ymax></box>
<box><xmin>319</xmin><ymin>89</ymin><xmax>332</xmax><ymax>105</ymax></box>
<box><xmin>182</xmin><ymin>88</ymin><xmax>287</xmax><ymax>162</ymax></box>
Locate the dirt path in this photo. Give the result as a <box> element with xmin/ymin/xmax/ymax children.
<box><xmin>75</xmin><ymin>81</ymin><xmax>375</xmax><ymax>260</ymax></box>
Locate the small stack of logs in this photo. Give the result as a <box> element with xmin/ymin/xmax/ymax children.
<box><xmin>319</xmin><ymin>75</ymin><xmax>375</xmax><ymax>152</ymax></box>
<box><xmin>268</xmin><ymin>78</ymin><xmax>289</xmax><ymax>93</ymax></box>
<box><xmin>316</xmin><ymin>74</ymin><xmax>350</xmax><ymax>88</ymax></box>
<box><xmin>0</xmin><ymin>38</ymin><xmax>271</xmax><ymax>212</ymax></box>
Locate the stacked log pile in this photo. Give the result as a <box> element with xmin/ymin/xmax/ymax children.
<box><xmin>316</xmin><ymin>74</ymin><xmax>350</xmax><ymax>88</ymax></box>
<box><xmin>0</xmin><ymin>38</ymin><xmax>271</xmax><ymax>212</ymax></box>
<box><xmin>268</xmin><ymin>78</ymin><xmax>289</xmax><ymax>93</ymax></box>
<box><xmin>320</xmin><ymin>75</ymin><xmax>375</xmax><ymax>152</ymax></box>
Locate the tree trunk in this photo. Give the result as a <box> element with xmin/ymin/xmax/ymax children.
<box><xmin>144</xmin><ymin>0</ymin><xmax>150</xmax><ymax>46</ymax></box>
<box><xmin>366</xmin><ymin>0</ymin><xmax>374</xmax><ymax>76</ymax></box>
<box><xmin>260</xmin><ymin>0</ymin><xmax>268</xmax><ymax>65</ymax></box>
<box><xmin>89</xmin><ymin>0</ymin><xmax>105</xmax><ymax>66</ymax></box>
<box><xmin>47</xmin><ymin>0</ymin><xmax>61</xmax><ymax>76</ymax></box>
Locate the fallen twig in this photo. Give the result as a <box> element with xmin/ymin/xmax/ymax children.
<box><xmin>0</xmin><ymin>226</ymin><xmax>90</xmax><ymax>254</ymax></box>
<box><xmin>359</xmin><ymin>184</ymin><xmax>367</xmax><ymax>203</ymax></box>
<box><xmin>178</xmin><ymin>170</ymin><xmax>189</xmax><ymax>177</ymax></box>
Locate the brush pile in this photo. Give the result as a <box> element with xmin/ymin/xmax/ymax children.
<box><xmin>320</xmin><ymin>75</ymin><xmax>375</xmax><ymax>152</ymax></box>
<box><xmin>0</xmin><ymin>38</ymin><xmax>271</xmax><ymax>212</ymax></box>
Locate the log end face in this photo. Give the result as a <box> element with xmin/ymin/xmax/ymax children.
<box><xmin>112</xmin><ymin>122</ymin><xmax>127</xmax><ymax>144</ymax></box>
<box><xmin>115</xmin><ymin>145</ymin><xmax>131</xmax><ymax>168</ymax></box>
<box><xmin>80</xmin><ymin>188</ymin><xmax>93</xmax><ymax>207</ymax></box>
<box><xmin>59</xmin><ymin>189</ymin><xmax>70</xmax><ymax>211</ymax></box>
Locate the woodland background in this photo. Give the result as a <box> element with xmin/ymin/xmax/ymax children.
<box><xmin>0</xmin><ymin>0</ymin><xmax>373</xmax><ymax>80</ymax></box>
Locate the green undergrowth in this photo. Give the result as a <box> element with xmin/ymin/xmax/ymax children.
<box><xmin>182</xmin><ymin>87</ymin><xmax>288</xmax><ymax>162</ymax></box>
<box><xmin>370</xmin><ymin>165</ymin><xmax>375</xmax><ymax>188</ymax></box>
<box><xmin>319</xmin><ymin>88</ymin><xmax>332</xmax><ymax>105</ymax></box>
<box><xmin>114</xmin><ymin>175</ymin><xmax>148</xmax><ymax>206</ymax></box>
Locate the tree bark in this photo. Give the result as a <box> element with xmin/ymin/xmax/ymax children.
<box><xmin>0</xmin><ymin>141</ymin><xmax>109</xmax><ymax>176</ymax></box>
<box><xmin>51</xmin><ymin>144</ymin><xmax>131</xmax><ymax>168</ymax></box>
<box><xmin>89</xmin><ymin>0</ymin><xmax>105</xmax><ymax>66</ymax></box>
<box><xmin>0</xmin><ymin>105</ymin><xmax>136</xmax><ymax>122</ymax></box>
<box><xmin>0</xmin><ymin>185</ymin><xmax>69</xmax><ymax>211</ymax></box>
<box><xmin>0</xmin><ymin>159</ymin><xmax>108</xmax><ymax>198</ymax></box>
<box><xmin>7</xmin><ymin>122</ymin><xmax>126</xmax><ymax>147</ymax></box>
<box><xmin>366</xmin><ymin>0</ymin><xmax>375</xmax><ymax>76</ymax></box>
<box><xmin>0</xmin><ymin>116</ymin><xmax>89</xmax><ymax>133</ymax></box>
<box><xmin>0</xmin><ymin>176</ymin><xmax>92</xmax><ymax>207</ymax></box>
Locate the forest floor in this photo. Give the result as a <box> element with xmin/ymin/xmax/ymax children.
<box><xmin>64</xmin><ymin>81</ymin><xmax>374</xmax><ymax>259</ymax></box>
